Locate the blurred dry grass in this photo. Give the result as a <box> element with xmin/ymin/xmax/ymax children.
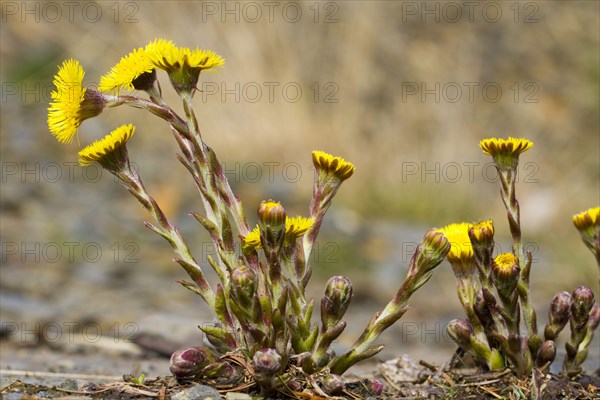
<box><xmin>1</xmin><ymin>1</ymin><xmax>599</xmax><ymax>365</ymax></box>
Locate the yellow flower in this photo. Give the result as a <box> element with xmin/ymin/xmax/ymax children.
<box><xmin>78</xmin><ymin>124</ymin><xmax>135</xmax><ymax>167</ymax></box>
<box><xmin>146</xmin><ymin>38</ymin><xmax>225</xmax><ymax>72</ymax></box>
<box><xmin>492</xmin><ymin>253</ymin><xmax>520</xmax><ymax>293</ymax></box>
<box><xmin>470</xmin><ymin>220</ymin><xmax>494</xmax><ymax>243</ymax></box>
<box><xmin>145</xmin><ymin>38</ymin><xmax>224</xmax><ymax>95</ymax></box>
<box><xmin>48</xmin><ymin>59</ymin><xmax>104</xmax><ymax>144</ymax></box>
<box><xmin>573</xmin><ymin>207</ymin><xmax>600</xmax><ymax>232</ymax></box>
<box><xmin>312</xmin><ymin>150</ymin><xmax>355</xmax><ymax>181</ymax></box>
<box><xmin>285</xmin><ymin>216</ymin><xmax>314</xmax><ymax>239</ymax></box>
<box><xmin>480</xmin><ymin>137</ymin><xmax>533</xmax><ymax>169</ymax></box>
<box><xmin>492</xmin><ymin>253</ymin><xmax>519</xmax><ymax>276</ymax></box>
<box><xmin>99</xmin><ymin>48</ymin><xmax>155</xmax><ymax>93</ymax></box>
<box><xmin>243</xmin><ymin>216</ymin><xmax>313</xmax><ymax>250</ymax></box>
<box><xmin>437</xmin><ymin>222</ymin><xmax>474</xmax><ymax>265</ymax></box>
<box><xmin>243</xmin><ymin>225</ymin><xmax>262</xmax><ymax>249</ymax></box>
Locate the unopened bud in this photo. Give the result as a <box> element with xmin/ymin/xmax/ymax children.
<box><xmin>588</xmin><ymin>303</ymin><xmax>600</xmax><ymax>330</ymax></box>
<box><xmin>257</xmin><ymin>200</ymin><xmax>286</xmax><ymax>250</ymax></box>
<box><xmin>447</xmin><ymin>319</ymin><xmax>473</xmax><ymax>349</ymax></box>
<box><xmin>370</xmin><ymin>379</ymin><xmax>384</xmax><ymax>396</ymax></box>
<box><xmin>230</xmin><ymin>265</ymin><xmax>257</xmax><ymax>307</ymax></box>
<box><xmin>536</xmin><ymin>340</ymin><xmax>556</xmax><ymax>367</ymax></box>
<box><xmin>321</xmin><ymin>374</ymin><xmax>344</xmax><ymax>395</ymax></box>
<box><xmin>571</xmin><ymin>286</ymin><xmax>595</xmax><ymax>322</ymax></box>
<box><xmin>321</xmin><ymin>276</ymin><xmax>353</xmax><ymax>329</ymax></box>
<box><xmin>169</xmin><ymin>347</ymin><xmax>214</xmax><ymax>378</ymax></box>
<box><xmin>252</xmin><ymin>348</ymin><xmax>282</xmax><ymax>375</ymax></box>
<box><xmin>545</xmin><ymin>291</ymin><xmax>571</xmax><ymax>340</ymax></box>
<box><xmin>411</xmin><ymin>229</ymin><xmax>451</xmax><ymax>275</ymax></box>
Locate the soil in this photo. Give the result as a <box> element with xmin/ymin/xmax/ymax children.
<box><xmin>1</xmin><ymin>343</ymin><xmax>598</xmax><ymax>399</ymax></box>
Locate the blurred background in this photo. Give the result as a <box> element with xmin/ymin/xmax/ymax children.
<box><xmin>1</xmin><ymin>1</ymin><xmax>598</xmax><ymax>379</ymax></box>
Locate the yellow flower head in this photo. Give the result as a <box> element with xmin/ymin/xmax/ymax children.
<box><xmin>99</xmin><ymin>48</ymin><xmax>156</xmax><ymax>93</ymax></box>
<box><xmin>78</xmin><ymin>124</ymin><xmax>135</xmax><ymax>168</ymax></box>
<box><xmin>480</xmin><ymin>137</ymin><xmax>533</xmax><ymax>169</ymax></box>
<box><xmin>470</xmin><ymin>220</ymin><xmax>494</xmax><ymax>242</ymax></box>
<box><xmin>312</xmin><ymin>150</ymin><xmax>355</xmax><ymax>181</ymax></box>
<box><xmin>48</xmin><ymin>59</ymin><xmax>104</xmax><ymax>144</ymax></box>
<box><xmin>243</xmin><ymin>216</ymin><xmax>313</xmax><ymax>250</ymax></box>
<box><xmin>573</xmin><ymin>207</ymin><xmax>600</xmax><ymax>231</ymax></box>
<box><xmin>493</xmin><ymin>253</ymin><xmax>519</xmax><ymax>276</ymax></box>
<box><xmin>437</xmin><ymin>222</ymin><xmax>474</xmax><ymax>265</ymax></box>
<box><xmin>243</xmin><ymin>225</ymin><xmax>262</xmax><ymax>249</ymax></box>
<box><xmin>258</xmin><ymin>200</ymin><xmax>286</xmax><ymax>228</ymax></box>
<box><xmin>285</xmin><ymin>216</ymin><xmax>314</xmax><ymax>239</ymax></box>
<box><xmin>146</xmin><ymin>38</ymin><xmax>224</xmax><ymax>72</ymax></box>
<box><xmin>492</xmin><ymin>253</ymin><xmax>520</xmax><ymax>291</ymax></box>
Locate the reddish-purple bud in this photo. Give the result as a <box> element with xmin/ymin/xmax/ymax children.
<box><xmin>571</xmin><ymin>286</ymin><xmax>595</xmax><ymax>322</ymax></box>
<box><xmin>252</xmin><ymin>348</ymin><xmax>282</xmax><ymax>375</ymax></box>
<box><xmin>536</xmin><ymin>340</ymin><xmax>556</xmax><ymax>367</ymax></box>
<box><xmin>169</xmin><ymin>347</ymin><xmax>214</xmax><ymax>378</ymax></box>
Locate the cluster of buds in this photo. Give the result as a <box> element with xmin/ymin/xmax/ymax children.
<box><xmin>441</xmin><ymin>138</ymin><xmax>599</xmax><ymax>377</ymax></box>
<box><xmin>48</xmin><ymin>39</ymin><xmax>453</xmax><ymax>396</ymax></box>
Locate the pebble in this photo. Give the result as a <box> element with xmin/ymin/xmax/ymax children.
<box><xmin>225</xmin><ymin>393</ymin><xmax>253</xmax><ymax>400</ymax></box>
<box><xmin>171</xmin><ymin>384</ymin><xmax>222</xmax><ymax>400</ymax></box>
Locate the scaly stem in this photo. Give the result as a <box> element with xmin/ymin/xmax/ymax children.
<box><xmin>498</xmin><ymin>167</ymin><xmax>538</xmax><ymax>340</ymax></box>
<box><xmin>115</xmin><ymin>161</ymin><xmax>215</xmax><ymax>307</ymax></box>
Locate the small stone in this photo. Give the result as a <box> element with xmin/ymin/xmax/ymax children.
<box><xmin>171</xmin><ymin>384</ymin><xmax>222</xmax><ymax>400</ymax></box>
<box><xmin>225</xmin><ymin>393</ymin><xmax>252</xmax><ymax>400</ymax></box>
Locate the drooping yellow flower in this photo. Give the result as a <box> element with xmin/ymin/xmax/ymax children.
<box><xmin>78</xmin><ymin>124</ymin><xmax>135</xmax><ymax>168</ymax></box>
<box><xmin>573</xmin><ymin>207</ymin><xmax>600</xmax><ymax>232</ymax></box>
<box><xmin>437</xmin><ymin>222</ymin><xmax>474</xmax><ymax>266</ymax></box>
<box><xmin>48</xmin><ymin>59</ymin><xmax>104</xmax><ymax>144</ymax></box>
<box><xmin>285</xmin><ymin>216</ymin><xmax>314</xmax><ymax>239</ymax></box>
<box><xmin>145</xmin><ymin>38</ymin><xmax>224</xmax><ymax>95</ymax></box>
<box><xmin>99</xmin><ymin>48</ymin><xmax>156</xmax><ymax>93</ymax></box>
<box><xmin>480</xmin><ymin>137</ymin><xmax>533</xmax><ymax>169</ymax></box>
<box><xmin>312</xmin><ymin>150</ymin><xmax>355</xmax><ymax>181</ymax></box>
<box><xmin>146</xmin><ymin>38</ymin><xmax>224</xmax><ymax>72</ymax></box>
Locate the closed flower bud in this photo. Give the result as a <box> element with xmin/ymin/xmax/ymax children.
<box><xmin>411</xmin><ymin>229</ymin><xmax>451</xmax><ymax>275</ymax></box>
<box><xmin>571</xmin><ymin>286</ymin><xmax>595</xmax><ymax>322</ymax></box>
<box><xmin>252</xmin><ymin>348</ymin><xmax>282</xmax><ymax>375</ymax></box>
<box><xmin>370</xmin><ymin>379</ymin><xmax>384</xmax><ymax>396</ymax></box>
<box><xmin>321</xmin><ymin>276</ymin><xmax>353</xmax><ymax>329</ymax></box>
<box><xmin>545</xmin><ymin>291</ymin><xmax>571</xmax><ymax>340</ymax></box>
<box><xmin>321</xmin><ymin>374</ymin><xmax>344</xmax><ymax>395</ymax></box>
<box><xmin>169</xmin><ymin>347</ymin><xmax>214</xmax><ymax>378</ymax></box>
<box><xmin>491</xmin><ymin>253</ymin><xmax>520</xmax><ymax>295</ymax></box>
<box><xmin>588</xmin><ymin>303</ymin><xmax>600</xmax><ymax>330</ymax></box>
<box><xmin>536</xmin><ymin>340</ymin><xmax>556</xmax><ymax>367</ymax></box>
<box><xmin>257</xmin><ymin>200</ymin><xmax>286</xmax><ymax>250</ymax></box>
<box><xmin>447</xmin><ymin>319</ymin><xmax>473</xmax><ymax>349</ymax></box>
<box><xmin>230</xmin><ymin>265</ymin><xmax>256</xmax><ymax>307</ymax></box>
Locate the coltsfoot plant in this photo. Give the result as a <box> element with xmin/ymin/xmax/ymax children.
<box><xmin>439</xmin><ymin>138</ymin><xmax>599</xmax><ymax>377</ymax></box>
<box><xmin>47</xmin><ymin>39</ymin><xmax>451</xmax><ymax>396</ymax></box>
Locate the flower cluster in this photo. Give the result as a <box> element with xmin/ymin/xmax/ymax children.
<box><xmin>441</xmin><ymin>137</ymin><xmax>599</xmax><ymax>377</ymax></box>
<box><xmin>48</xmin><ymin>40</ymin><xmax>451</xmax><ymax>397</ymax></box>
